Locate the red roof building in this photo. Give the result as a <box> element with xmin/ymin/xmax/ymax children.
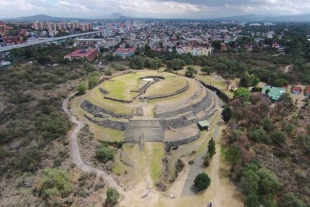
<box><xmin>292</xmin><ymin>86</ymin><xmax>302</xmax><ymax>94</ymax></box>
<box><xmin>64</xmin><ymin>49</ymin><xmax>99</xmax><ymax>61</ymax></box>
<box><xmin>305</xmin><ymin>86</ymin><xmax>310</xmax><ymax>96</ymax></box>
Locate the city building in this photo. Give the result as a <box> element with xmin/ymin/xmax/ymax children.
<box><xmin>114</xmin><ymin>48</ymin><xmax>136</xmax><ymax>58</ymax></box>
<box><xmin>33</xmin><ymin>21</ymin><xmax>44</xmax><ymax>30</ymax></box>
<box><xmin>292</xmin><ymin>86</ymin><xmax>302</xmax><ymax>94</ymax></box>
<box><xmin>305</xmin><ymin>86</ymin><xmax>310</xmax><ymax>96</ymax></box>
<box><xmin>79</xmin><ymin>23</ymin><xmax>92</xmax><ymax>32</ymax></box>
<box><xmin>46</xmin><ymin>22</ymin><xmax>56</xmax><ymax>32</ymax></box>
<box><xmin>64</xmin><ymin>48</ymin><xmax>99</xmax><ymax>61</ymax></box>
<box><xmin>176</xmin><ymin>46</ymin><xmax>211</xmax><ymax>56</ymax></box>
<box><xmin>57</xmin><ymin>22</ymin><xmax>66</xmax><ymax>31</ymax></box>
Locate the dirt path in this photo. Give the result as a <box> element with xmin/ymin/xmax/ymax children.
<box><xmin>204</xmin><ymin>125</ymin><xmax>244</xmax><ymax>207</ymax></box>
<box><xmin>62</xmin><ymin>92</ymin><xmax>124</xmax><ymax>194</ymax></box>
<box><xmin>181</xmin><ymin>111</ymin><xmax>222</xmax><ymax>197</ymax></box>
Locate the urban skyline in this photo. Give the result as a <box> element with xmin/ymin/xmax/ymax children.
<box><xmin>1</xmin><ymin>0</ymin><xmax>310</xmax><ymax>19</ymax></box>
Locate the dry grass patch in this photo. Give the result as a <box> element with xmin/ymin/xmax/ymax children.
<box><xmin>144</xmin><ymin>76</ymin><xmax>187</xmax><ymax>97</ymax></box>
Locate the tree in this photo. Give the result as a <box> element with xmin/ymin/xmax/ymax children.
<box><xmin>194</xmin><ymin>173</ymin><xmax>211</xmax><ymax>191</ymax></box>
<box><xmin>167</xmin><ymin>59</ymin><xmax>185</xmax><ymax>70</ymax></box>
<box><xmin>201</xmin><ymin>66</ymin><xmax>214</xmax><ymax>75</ymax></box>
<box><xmin>106</xmin><ymin>188</ymin><xmax>120</xmax><ymax>206</ymax></box>
<box><xmin>77</xmin><ymin>84</ymin><xmax>87</xmax><ymax>94</ymax></box>
<box><xmin>222</xmin><ymin>106</ymin><xmax>232</xmax><ymax>122</ymax></box>
<box><xmin>37</xmin><ymin>56</ymin><xmax>51</xmax><ymax>65</ymax></box>
<box><xmin>261</xmin><ymin>117</ymin><xmax>273</xmax><ymax>132</ymax></box>
<box><xmin>212</xmin><ymin>40</ymin><xmax>222</xmax><ymax>51</ymax></box>
<box><xmin>244</xmin><ymin>193</ymin><xmax>260</xmax><ymax>207</ymax></box>
<box><xmin>125</xmin><ymin>43</ymin><xmax>130</xmax><ymax>48</ymax></box>
<box><xmin>207</xmin><ymin>138</ymin><xmax>216</xmax><ymax>158</ymax></box>
<box><xmin>40</xmin><ymin>169</ymin><xmax>72</xmax><ymax>199</ymax></box>
<box><xmin>279</xmin><ymin>193</ymin><xmax>305</xmax><ymax>207</ymax></box>
<box><xmin>251</xmin><ymin>127</ymin><xmax>270</xmax><ymax>143</ymax></box>
<box><xmin>270</xmin><ymin>130</ymin><xmax>286</xmax><ymax>146</ymax></box>
<box><xmin>185</xmin><ymin>66</ymin><xmax>197</xmax><ymax>77</ymax></box>
<box><xmin>15</xmin><ymin>147</ymin><xmax>41</xmax><ymax>172</ymax></box>
<box><xmin>88</xmin><ymin>72</ymin><xmax>99</xmax><ymax>90</ymax></box>
<box><xmin>225</xmin><ymin>145</ymin><xmax>242</xmax><ymax>165</ymax></box>
<box><xmin>257</xmin><ymin>168</ymin><xmax>282</xmax><ymax>196</ymax></box>
<box><xmin>95</xmin><ymin>144</ymin><xmax>115</xmax><ymax>163</ymax></box>
<box><xmin>239</xmin><ymin>72</ymin><xmax>260</xmax><ymax>87</ymax></box>
<box><xmin>234</xmin><ymin>87</ymin><xmax>251</xmax><ymax>101</ymax></box>
<box><xmin>279</xmin><ymin>93</ymin><xmax>294</xmax><ymax>108</ymax></box>
<box><xmin>40</xmin><ymin>112</ymin><xmax>71</xmax><ymax>139</ymax></box>
<box><xmin>134</xmin><ymin>47</ymin><xmax>141</xmax><ymax>55</ymax></box>
<box><xmin>129</xmin><ymin>56</ymin><xmax>145</xmax><ymax>69</ymax></box>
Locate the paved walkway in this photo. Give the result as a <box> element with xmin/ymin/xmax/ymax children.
<box><xmin>62</xmin><ymin>92</ymin><xmax>124</xmax><ymax>194</ymax></box>
<box><xmin>181</xmin><ymin>92</ymin><xmax>223</xmax><ymax>197</ymax></box>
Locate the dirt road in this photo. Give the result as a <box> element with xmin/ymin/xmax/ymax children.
<box><xmin>62</xmin><ymin>92</ymin><xmax>124</xmax><ymax>194</ymax></box>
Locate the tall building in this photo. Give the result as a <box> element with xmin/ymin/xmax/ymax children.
<box><xmin>79</xmin><ymin>23</ymin><xmax>92</xmax><ymax>31</ymax></box>
<box><xmin>47</xmin><ymin>23</ymin><xmax>56</xmax><ymax>32</ymax></box>
<box><xmin>0</xmin><ymin>34</ymin><xmax>4</xmax><ymax>46</ymax></box>
<box><xmin>66</xmin><ymin>22</ymin><xmax>74</xmax><ymax>29</ymax></box>
<box><xmin>57</xmin><ymin>22</ymin><xmax>66</xmax><ymax>31</ymax></box>
<box><xmin>33</xmin><ymin>21</ymin><xmax>44</xmax><ymax>30</ymax></box>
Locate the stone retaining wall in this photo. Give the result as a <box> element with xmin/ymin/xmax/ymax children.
<box><xmin>124</xmin><ymin>120</ymin><xmax>164</xmax><ymax>143</ymax></box>
<box><xmin>159</xmin><ymin>117</ymin><xmax>196</xmax><ymax>129</ymax></box>
<box><xmin>84</xmin><ymin>114</ymin><xmax>127</xmax><ymax>131</ymax></box>
<box><xmin>143</xmin><ymin>80</ymin><xmax>189</xmax><ymax>100</ymax></box>
<box><xmin>80</xmin><ymin>100</ymin><xmax>133</xmax><ymax>119</ymax></box>
<box><xmin>155</xmin><ymin>90</ymin><xmax>212</xmax><ymax>118</ymax></box>
<box><xmin>165</xmin><ymin>129</ymin><xmax>200</xmax><ymax>146</ymax></box>
<box><xmin>99</xmin><ymin>88</ymin><xmax>109</xmax><ymax>95</ymax></box>
<box><xmin>199</xmin><ymin>81</ymin><xmax>231</xmax><ymax>103</ymax></box>
<box><xmin>103</xmin><ymin>96</ymin><xmax>132</xmax><ymax>104</ymax></box>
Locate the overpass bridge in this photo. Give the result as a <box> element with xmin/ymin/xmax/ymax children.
<box><xmin>0</xmin><ymin>31</ymin><xmax>100</xmax><ymax>53</ymax></box>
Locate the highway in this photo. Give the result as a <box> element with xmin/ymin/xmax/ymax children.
<box><xmin>0</xmin><ymin>31</ymin><xmax>100</xmax><ymax>52</ymax></box>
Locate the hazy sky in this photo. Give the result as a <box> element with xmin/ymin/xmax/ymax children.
<box><xmin>1</xmin><ymin>0</ymin><xmax>310</xmax><ymax>18</ymax></box>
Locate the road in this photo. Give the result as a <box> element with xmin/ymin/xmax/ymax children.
<box><xmin>0</xmin><ymin>31</ymin><xmax>99</xmax><ymax>52</ymax></box>
<box><xmin>62</xmin><ymin>92</ymin><xmax>124</xmax><ymax>194</ymax></box>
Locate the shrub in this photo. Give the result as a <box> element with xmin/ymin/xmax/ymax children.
<box><xmin>279</xmin><ymin>193</ymin><xmax>305</xmax><ymax>207</ymax></box>
<box><xmin>106</xmin><ymin>188</ymin><xmax>119</xmax><ymax>206</ymax></box>
<box><xmin>15</xmin><ymin>147</ymin><xmax>41</xmax><ymax>172</ymax></box>
<box><xmin>95</xmin><ymin>144</ymin><xmax>115</xmax><ymax>164</ymax></box>
<box><xmin>207</xmin><ymin>138</ymin><xmax>216</xmax><ymax>158</ymax></box>
<box><xmin>270</xmin><ymin>130</ymin><xmax>286</xmax><ymax>146</ymax></box>
<box><xmin>204</xmin><ymin>154</ymin><xmax>210</xmax><ymax>167</ymax></box>
<box><xmin>222</xmin><ymin>106</ymin><xmax>232</xmax><ymax>122</ymax></box>
<box><xmin>194</xmin><ymin>173</ymin><xmax>211</xmax><ymax>191</ymax></box>
<box><xmin>40</xmin><ymin>168</ymin><xmax>72</xmax><ymax>199</ymax></box>
<box><xmin>77</xmin><ymin>83</ymin><xmax>87</xmax><ymax>94</ymax></box>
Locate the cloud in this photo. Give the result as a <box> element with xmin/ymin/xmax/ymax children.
<box><xmin>1</xmin><ymin>0</ymin><xmax>310</xmax><ymax>18</ymax></box>
<box><xmin>55</xmin><ymin>0</ymin><xmax>89</xmax><ymax>11</ymax></box>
